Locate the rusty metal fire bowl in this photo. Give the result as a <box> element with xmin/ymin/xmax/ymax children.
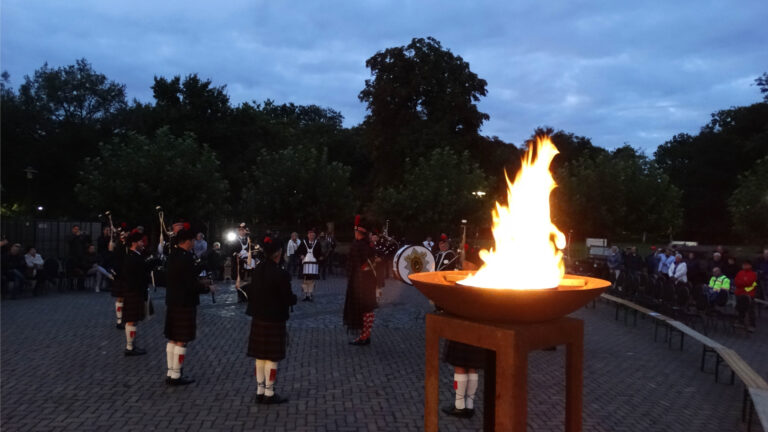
<box><xmin>408</xmin><ymin>271</ymin><xmax>611</xmax><ymax>324</ymax></box>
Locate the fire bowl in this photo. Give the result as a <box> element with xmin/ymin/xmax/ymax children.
<box><xmin>408</xmin><ymin>271</ymin><xmax>610</xmax><ymax>324</ymax></box>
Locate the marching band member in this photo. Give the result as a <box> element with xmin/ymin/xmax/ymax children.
<box><xmin>246</xmin><ymin>237</ymin><xmax>297</xmax><ymax>405</ymax></box>
<box><xmin>111</xmin><ymin>229</ymin><xmax>128</xmax><ymax>330</ymax></box>
<box><xmin>230</xmin><ymin>222</ymin><xmax>255</xmax><ymax>303</ymax></box>
<box><xmin>296</xmin><ymin>228</ymin><xmax>323</xmax><ymax>302</ymax></box>
<box><xmin>164</xmin><ymin>229</ymin><xmax>214</xmax><ymax>386</ymax></box>
<box><xmin>121</xmin><ymin>232</ymin><xmax>150</xmax><ymax>356</ymax></box>
<box><xmin>436</xmin><ymin>235</ymin><xmax>485</xmax><ymax>418</ymax></box>
<box><xmin>343</xmin><ymin>216</ymin><xmax>378</xmax><ymax>345</ymax></box>
<box><xmin>434</xmin><ymin>235</ymin><xmax>458</xmax><ymax>271</ymax></box>
<box><xmin>371</xmin><ymin>229</ymin><xmax>397</xmax><ymax>301</ymax></box>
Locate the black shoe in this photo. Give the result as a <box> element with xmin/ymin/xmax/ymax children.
<box><xmin>349</xmin><ymin>338</ymin><xmax>371</xmax><ymax>346</ymax></box>
<box><xmin>167</xmin><ymin>376</ymin><xmax>195</xmax><ymax>386</ymax></box>
<box><xmin>256</xmin><ymin>394</ymin><xmax>265</xmax><ymax>403</ymax></box>
<box><xmin>116</xmin><ymin>323</ymin><xmax>125</xmax><ymax>330</ymax></box>
<box><xmin>309</xmin><ymin>295</ymin><xmax>314</xmax><ymax>302</ymax></box>
<box><xmin>124</xmin><ymin>346</ymin><xmax>147</xmax><ymax>356</ymax></box>
<box><xmin>262</xmin><ymin>393</ymin><xmax>288</xmax><ymax>404</ymax></box>
<box><xmin>442</xmin><ymin>405</ymin><xmax>472</xmax><ymax>418</ymax></box>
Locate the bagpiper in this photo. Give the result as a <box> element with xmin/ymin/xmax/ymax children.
<box><xmin>245</xmin><ymin>236</ymin><xmax>297</xmax><ymax>404</ymax></box>
<box><xmin>164</xmin><ymin>229</ymin><xmax>214</xmax><ymax>386</ymax></box>
<box><xmin>121</xmin><ymin>232</ymin><xmax>150</xmax><ymax>356</ymax></box>
<box><xmin>343</xmin><ymin>216</ymin><xmax>378</xmax><ymax>345</ymax></box>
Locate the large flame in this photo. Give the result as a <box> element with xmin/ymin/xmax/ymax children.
<box><xmin>459</xmin><ymin>136</ymin><xmax>566</xmax><ymax>289</ymax></box>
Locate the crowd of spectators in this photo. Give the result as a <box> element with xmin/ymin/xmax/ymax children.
<box><xmin>604</xmin><ymin>245</ymin><xmax>767</xmax><ymax>333</ymax></box>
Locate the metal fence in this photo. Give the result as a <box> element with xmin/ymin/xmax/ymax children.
<box><xmin>1</xmin><ymin>219</ymin><xmax>102</xmax><ymax>260</ymax></box>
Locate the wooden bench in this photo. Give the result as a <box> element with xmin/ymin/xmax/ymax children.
<box><xmin>747</xmin><ymin>388</ymin><xmax>768</xmax><ymax>432</ymax></box>
<box><xmin>756</xmin><ymin>298</ymin><xmax>768</xmax><ymax>318</ymax></box>
<box><xmin>600</xmin><ymin>294</ymin><xmax>679</xmax><ymax>343</ymax></box>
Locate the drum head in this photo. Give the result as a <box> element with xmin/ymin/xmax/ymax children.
<box><xmin>393</xmin><ymin>245</ymin><xmax>435</xmax><ymax>285</ymax></box>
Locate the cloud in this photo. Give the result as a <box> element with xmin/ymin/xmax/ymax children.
<box><xmin>2</xmin><ymin>0</ymin><xmax>766</xmax><ymax>150</ymax></box>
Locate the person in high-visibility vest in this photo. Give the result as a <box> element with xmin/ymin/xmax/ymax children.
<box><xmin>707</xmin><ymin>267</ymin><xmax>731</xmax><ymax>305</ymax></box>
<box><xmin>734</xmin><ymin>261</ymin><xmax>758</xmax><ymax>332</ymax></box>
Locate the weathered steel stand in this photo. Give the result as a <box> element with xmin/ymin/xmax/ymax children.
<box><xmin>425</xmin><ymin>312</ymin><xmax>584</xmax><ymax>432</ymax></box>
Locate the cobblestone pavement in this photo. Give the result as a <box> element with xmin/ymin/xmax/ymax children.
<box><xmin>2</xmin><ymin>275</ymin><xmax>766</xmax><ymax>431</ymax></box>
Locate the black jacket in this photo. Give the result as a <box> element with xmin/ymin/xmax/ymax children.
<box><xmin>166</xmin><ymin>248</ymin><xmax>209</xmax><ymax>307</ymax></box>
<box><xmin>347</xmin><ymin>238</ymin><xmax>376</xmax><ymax>276</ymax></box>
<box><xmin>246</xmin><ymin>260</ymin><xmax>297</xmax><ymax>322</ymax></box>
<box><xmin>122</xmin><ymin>250</ymin><xmax>149</xmax><ymax>298</ymax></box>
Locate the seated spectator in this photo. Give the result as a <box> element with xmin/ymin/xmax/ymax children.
<box><xmin>658</xmin><ymin>249</ymin><xmax>675</xmax><ymax>276</ymax></box>
<box><xmin>707</xmin><ymin>267</ymin><xmax>730</xmax><ymax>305</ymax></box>
<box><xmin>3</xmin><ymin>243</ymin><xmax>27</xmax><ymax>298</ymax></box>
<box><xmin>723</xmin><ymin>257</ymin><xmax>739</xmax><ymax>280</ymax></box>
<box><xmin>733</xmin><ymin>261</ymin><xmax>758</xmax><ymax>332</ymax></box>
<box><xmin>194</xmin><ymin>232</ymin><xmax>208</xmax><ymax>258</ymax></box>
<box><xmin>624</xmin><ymin>246</ymin><xmax>644</xmax><ymax>275</ymax></box>
<box><xmin>685</xmin><ymin>252</ymin><xmax>706</xmax><ymax>286</ymax></box>
<box><xmin>668</xmin><ymin>253</ymin><xmax>688</xmax><ymax>284</ymax></box>
<box><xmin>202</xmin><ymin>241</ymin><xmax>225</xmax><ymax>281</ymax></box>
<box><xmin>607</xmin><ymin>246</ymin><xmax>623</xmax><ymax>285</ymax></box>
<box><xmin>83</xmin><ymin>244</ymin><xmax>114</xmax><ymax>292</ymax></box>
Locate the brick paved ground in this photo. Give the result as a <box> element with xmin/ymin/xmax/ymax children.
<box><xmin>2</xmin><ymin>275</ymin><xmax>766</xmax><ymax>431</ymax></box>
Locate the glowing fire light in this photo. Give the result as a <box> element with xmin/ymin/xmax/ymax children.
<box><xmin>458</xmin><ymin>136</ymin><xmax>566</xmax><ymax>290</ymax></box>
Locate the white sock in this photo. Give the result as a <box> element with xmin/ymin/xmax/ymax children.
<box><xmin>255</xmin><ymin>359</ymin><xmax>266</xmax><ymax>395</ymax></box>
<box><xmin>466</xmin><ymin>373</ymin><xmax>479</xmax><ymax>409</ymax></box>
<box><xmin>125</xmin><ymin>324</ymin><xmax>136</xmax><ymax>350</ymax></box>
<box><xmin>171</xmin><ymin>345</ymin><xmax>186</xmax><ymax>379</ymax></box>
<box><xmin>454</xmin><ymin>373</ymin><xmax>468</xmax><ymax>409</ymax></box>
<box><xmin>115</xmin><ymin>301</ymin><xmax>124</xmax><ymax>324</ymax></box>
<box><xmin>166</xmin><ymin>343</ymin><xmax>175</xmax><ymax>377</ymax></box>
<box><xmin>264</xmin><ymin>360</ymin><xmax>278</xmax><ymax>396</ymax></box>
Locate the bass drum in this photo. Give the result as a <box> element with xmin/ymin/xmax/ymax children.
<box><xmin>393</xmin><ymin>245</ymin><xmax>436</xmax><ymax>285</ymax></box>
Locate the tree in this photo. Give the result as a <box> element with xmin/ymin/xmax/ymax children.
<box><xmin>756</xmin><ymin>72</ymin><xmax>768</xmax><ymax>102</ymax></box>
<box><xmin>369</xmin><ymin>147</ymin><xmax>490</xmax><ymax>238</ymax></box>
<box><xmin>728</xmin><ymin>156</ymin><xmax>768</xmax><ymax>240</ymax></box>
<box><xmin>553</xmin><ymin>146</ymin><xmax>682</xmax><ymax>240</ymax></box>
<box><xmin>2</xmin><ymin>59</ymin><xmax>128</xmax><ymax>216</ymax></box>
<box><xmin>359</xmin><ymin>37</ymin><xmax>489</xmax><ymax>185</ymax></box>
<box><xmin>75</xmin><ymin>127</ymin><xmax>229</xmax><ymax>223</ymax></box>
<box><xmin>241</xmin><ymin>145</ymin><xmax>354</xmax><ymax>228</ymax></box>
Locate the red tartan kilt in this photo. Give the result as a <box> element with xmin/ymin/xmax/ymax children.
<box><xmin>121</xmin><ymin>294</ymin><xmax>145</xmax><ymax>322</ymax></box>
<box><xmin>443</xmin><ymin>340</ymin><xmax>487</xmax><ymax>370</ymax></box>
<box><xmin>164</xmin><ymin>306</ymin><xmax>197</xmax><ymax>342</ymax></box>
<box><xmin>247</xmin><ymin>319</ymin><xmax>287</xmax><ymax>361</ymax></box>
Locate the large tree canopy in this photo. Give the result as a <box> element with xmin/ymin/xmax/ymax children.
<box><xmin>75</xmin><ymin>127</ymin><xmax>229</xmax><ymax>223</ymax></box>
<box><xmin>728</xmin><ymin>156</ymin><xmax>768</xmax><ymax>241</ymax></box>
<box><xmin>359</xmin><ymin>37</ymin><xmax>490</xmax><ymax>185</ymax></box>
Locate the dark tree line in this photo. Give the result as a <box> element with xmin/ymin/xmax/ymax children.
<box><xmin>1</xmin><ymin>39</ymin><xmax>766</xmax><ymax>243</ymax></box>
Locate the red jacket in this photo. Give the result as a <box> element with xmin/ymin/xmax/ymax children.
<box><xmin>734</xmin><ymin>269</ymin><xmax>758</xmax><ymax>297</ymax></box>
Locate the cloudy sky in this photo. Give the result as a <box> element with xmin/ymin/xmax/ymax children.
<box><xmin>2</xmin><ymin>0</ymin><xmax>766</xmax><ymax>151</ymax></box>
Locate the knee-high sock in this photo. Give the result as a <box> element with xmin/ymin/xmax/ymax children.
<box><xmin>166</xmin><ymin>342</ymin><xmax>176</xmax><ymax>377</ymax></box>
<box><xmin>302</xmin><ymin>280</ymin><xmax>315</xmax><ymax>295</ymax></box>
<box><xmin>115</xmin><ymin>301</ymin><xmax>124</xmax><ymax>324</ymax></box>
<box><xmin>360</xmin><ymin>312</ymin><xmax>375</xmax><ymax>339</ymax></box>
<box><xmin>264</xmin><ymin>360</ymin><xmax>278</xmax><ymax>396</ymax></box>
<box><xmin>466</xmin><ymin>373</ymin><xmax>479</xmax><ymax>409</ymax></box>
<box><xmin>125</xmin><ymin>324</ymin><xmax>137</xmax><ymax>350</ymax></box>
<box><xmin>453</xmin><ymin>373</ymin><xmax>468</xmax><ymax>409</ymax></box>
<box><xmin>255</xmin><ymin>359</ymin><xmax>266</xmax><ymax>395</ymax></box>
<box><xmin>171</xmin><ymin>345</ymin><xmax>186</xmax><ymax>379</ymax></box>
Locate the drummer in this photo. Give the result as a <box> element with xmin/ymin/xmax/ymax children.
<box><xmin>296</xmin><ymin>228</ymin><xmax>322</xmax><ymax>302</ymax></box>
<box><xmin>434</xmin><ymin>234</ymin><xmax>458</xmax><ymax>271</ymax></box>
<box><xmin>439</xmin><ymin>234</ymin><xmax>486</xmax><ymax>419</ymax></box>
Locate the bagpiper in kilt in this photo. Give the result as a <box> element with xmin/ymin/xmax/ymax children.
<box><xmin>110</xmin><ymin>230</ymin><xmax>128</xmax><ymax>330</ymax></box>
<box><xmin>164</xmin><ymin>229</ymin><xmax>214</xmax><ymax>386</ymax></box>
<box><xmin>371</xmin><ymin>230</ymin><xmax>397</xmax><ymax>301</ymax></box>
<box><xmin>245</xmin><ymin>236</ymin><xmax>297</xmax><ymax>405</ymax></box>
<box><xmin>436</xmin><ymin>235</ymin><xmax>486</xmax><ymax>419</ymax></box>
<box><xmin>343</xmin><ymin>216</ymin><xmax>378</xmax><ymax>346</ymax></box>
<box><xmin>296</xmin><ymin>228</ymin><xmax>323</xmax><ymax>302</ymax></box>
<box><xmin>121</xmin><ymin>232</ymin><xmax>150</xmax><ymax>357</ymax></box>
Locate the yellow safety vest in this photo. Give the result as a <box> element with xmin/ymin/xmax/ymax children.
<box><xmin>709</xmin><ymin>276</ymin><xmax>730</xmax><ymax>292</ymax></box>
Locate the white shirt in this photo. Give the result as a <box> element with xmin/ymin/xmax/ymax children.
<box><xmin>25</xmin><ymin>253</ymin><xmax>44</xmax><ymax>269</ymax></box>
<box><xmin>423</xmin><ymin>240</ymin><xmax>434</xmax><ymax>250</ymax></box>
<box><xmin>286</xmin><ymin>239</ymin><xmax>300</xmax><ymax>256</ymax></box>
<box><xmin>668</xmin><ymin>261</ymin><xmax>688</xmax><ymax>283</ymax></box>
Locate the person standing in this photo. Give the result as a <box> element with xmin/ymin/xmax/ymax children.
<box><xmin>343</xmin><ymin>217</ymin><xmax>378</xmax><ymax>345</ymax></box>
<box><xmin>164</xmin><ymin>229</ymin><xmax>214</xmax><ymax>386</ymax></box>
<box><xmin>296</xmin><ymin>228</ymin><xmax>323</xmax><ymax>302</ymax></box>
<box><xmin>734</xmin><ymin>261</ymin><xmax>758</xmax><ymax>332</ymax></box>
<box><xmin>122</xmin><ymin>232</ymin><xmax>150</xmax><ymax>356</ymax></box>
<box><xmin>422</xmin><ymin>236</ymin><xmax>435</xmax><ymax>253</ymax></box>
<box><xmin>230</xmin><ymin>223</ymin><xmax>255</xmax><ymax>303</ymax></box>
<box><xmin>193</xmin><ymin>233</ymin><xmax>208</xmax><ymax>259</ymax></box>
<box><xmin>668</xmin><ymin>254</ymin><xmax>688</xmax><ymax>284</ymax></box>
<box><xmin>755</xmin><ymin>248</ymin><xmax>768</xmax><ymax>301</ymax></box>
<box><xmin>434</xmin><ymin>236</ymin><xmax>458</xmax><ymax>272</ymax></box>
<box><xmin>245</xmin><ymin>237</ymin><xmax>297</xmax><ymax>404</ymax></box>
<box><xmin>658</xmin><ymin>249</ymin><xmax>675</xmax><ymax>276</ymax></box>
<box><xmin>285</xmin><ymin>232</ymin><xmax>300</xmax><ymax>276</ymax></box>
<box><xmin>111</xmin><ymin>231</ymin><xmax>128</xmax><ymax>329</ymax></box>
